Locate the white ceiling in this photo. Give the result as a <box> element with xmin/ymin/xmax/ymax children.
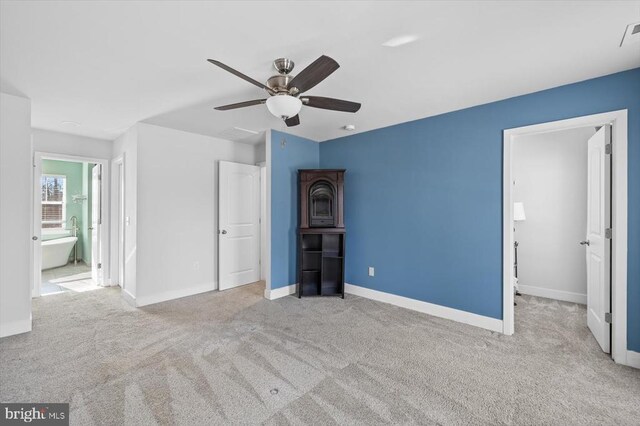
<box><xmin>1</xmin><ymin>1</ymin><xmax>639</xmax><ymax>142</ymax></box>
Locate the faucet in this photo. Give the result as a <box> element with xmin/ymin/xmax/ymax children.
<box><xmin>68</xmin><ymin>216</ymin><xmax>78</xmax><ymax>237</ymax></box>
<box><xmin>68</xmin><ymin>216</ymin><xmax>79</xmax><ymax>265</ymax></box>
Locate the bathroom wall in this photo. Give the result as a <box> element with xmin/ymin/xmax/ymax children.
<box><xmin>41</xmin><ymin>159</ymin><xmax>85</xmax><ymax>261</ymax></box>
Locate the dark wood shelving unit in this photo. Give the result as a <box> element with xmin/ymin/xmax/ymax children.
<box><xmin>299</xmin><ymin>230</ymin><xmax>345</xmax><ymax>297</ymax></box>
<box><xmin>297</xmin><ymin>169</ymin><xmax>346</xmax><ymax>298</ymax></box>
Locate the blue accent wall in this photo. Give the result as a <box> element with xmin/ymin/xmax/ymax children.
<box><xmin>270</xmin><ymin>130</ymin><xmax>319</xmax><ymax>289</ymax></box>
<box><xmin>319</xmin><ymin>68</ymin><xmax>640</xmax><ymax>350</ymax></box>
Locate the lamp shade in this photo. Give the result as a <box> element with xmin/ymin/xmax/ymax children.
<box><xmin>266</xmin><ymin>95</ymin><xmax>302</xmax><ymax>119</ymax></box>
<box><xmin>514</xmin><ymin>202</ymin><xmax>526</xmax><ymax>221</ymax></box>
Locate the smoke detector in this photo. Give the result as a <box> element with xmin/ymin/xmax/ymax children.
<box><xmin>620</xmin><ymin>22</ymin><xmax>640</xmax><ymax>47</ymax></box>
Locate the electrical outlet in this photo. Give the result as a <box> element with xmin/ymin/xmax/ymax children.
<box><xmin>368</xmin><ymin>267</ymin><xmax>375</xmax><ymax>277</ymax></box>
<box><xmin>193</xmin><ymin>261</ymin><xmax>200</xmax><ymax>271</ymax></box>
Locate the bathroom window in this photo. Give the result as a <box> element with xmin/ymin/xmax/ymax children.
<box><xmin>41</xmin><ymin>174</ymin><xmax>66</xmax><ymax>229</ymax></box>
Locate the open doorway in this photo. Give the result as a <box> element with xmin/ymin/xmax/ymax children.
<box><xmin>503</xmin><ymin>110</ymin><xmax>628</xmax><ymax>365</ymax></box>
<box><xmin>33</xmin><ymin>153</ymin><xmax>109</xmax><ymax>297</ymax></box>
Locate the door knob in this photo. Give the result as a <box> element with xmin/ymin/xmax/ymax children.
<box><xmin>579</xmin><ymin>240</ymin><xmax>590</xmax><ymax>246</ymax></box>
<box><xmin>221</xmin><ymin>230</ymin><xmax>227</xmax><ymax>235</ymax></box>
<box><xmin>32</xmin><ymin>236</ymin><xmax>38</xmax><ymax>241</ymax></box>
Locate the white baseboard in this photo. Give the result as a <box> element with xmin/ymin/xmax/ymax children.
<box><xmin>265</xmin><ymin>284</ymin><xmax>296</xmax><ymax>300</ymax></box>
<box><xmin>120</xmin><ymin>289</ymin><xmax>136</xmax><ymax>307</ymax></box>
<box><xmin>102</xmin><ymin>278</ymin><xmax>117</xmax><ymax>287</ymax></box>
<box><xmin>518</xmin><ymin>284</ymin><xmax>587</xmax><ymax>305</ymax></box>
<box><xmin>345</xmin><ymin>283</ymin><xmax>503</xmax><ymax>333</ymax></box>
<box><xmin>626</xmin><ymin>350</ymin><xmax>640</xmax><ymax>369</ymax></box>
<box><xmin>135</xmin><ymin>282</ymin><xmax>216</xmax><ymax>307</ymax></box>
<box><xmin>0</xmin><ymin>318</ymin><xmax>32</xmax><ymax>338</ymax></box>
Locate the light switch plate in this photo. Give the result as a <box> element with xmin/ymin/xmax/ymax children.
<box><xmin>368</xmin><ymin>267</ymin><xmax>375</xmax><ymax>277</ymax></box>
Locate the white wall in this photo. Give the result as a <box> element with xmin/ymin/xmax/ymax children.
<box><xmin>111</xmin><ymin>126</ymin><xmax>138</xmax><ymax>299</ymax></box>
<box><xmin>134</xmin><ymin>123</ymin><xmax>256</xmax><ymax>306</ymax></box>
<box><xmin>254</xmin><ymin>140</ymin><xmax>266</xmax><ymax>164</ymax></box>
<box><xmin>513</xmin><ymin>126</ymin><xmax>596</xmax><ymax>304</ymax></box>
<box><xmin>32</xmin><ymin>128</ymin><xmax>112</xmax><ymax>159</ymax></box>
<box><xmin>0</xmin><ymin>93</ymin><xmax>32</xmax><ymax>337</ymax></box>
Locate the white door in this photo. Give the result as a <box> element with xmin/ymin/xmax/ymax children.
<box><xmin>219</xmin><ymin>161</ymin><xmax>260</xmax><ymax>290</ymax></box>
<box><xmin>585</xmin><ymin>125</ymin><xmax>611</xmax><ymax>353</ymax></box>
<box><xmin>91</xmin><ymin>164</ymin><xmax>102</xmax><ymax>284</ymax></box>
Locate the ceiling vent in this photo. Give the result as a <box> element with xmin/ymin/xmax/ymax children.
<box><xmin>620</xmin><ymin>22</ymin><xmax>640</xmax><ymax>47</ymax></box>
<box><xmin>216</xmin><ymin>126</ymin><xmax>259</xmax><ymax>142</ymax></box>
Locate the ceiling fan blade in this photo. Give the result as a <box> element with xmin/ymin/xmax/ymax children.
<box><xmin>287</xmin><ymin>55</ymin><xmax>339</xmax><ymax>94</ymax></box>
<box><xmin>207</xmin><ymin>59</ymin><xmax>270</xmax><ymax>91</ymax></box>
<box><xmin>301</xmin><ymin>96</ymin><xmax>361</xmax><ymax>113</ymax></box>
<box><xmin>285</xmin><ymin>114</ymin><xmax>300</xmax><ymax>127</ymax></box>
<box><xmin>214</xmin><ymin>99</ymin><xmax>267</xmax><ymax>111</ymax></box>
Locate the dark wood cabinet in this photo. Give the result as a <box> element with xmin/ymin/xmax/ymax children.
<box><xmin>298</xmin><ymin>169</ymin><xmax>344</xmax><ymax>229</ymax></box>
<box><xmin>298</xmin><ymin>170</ymin><xmax>345</xmax><ymax>298</ymax></box>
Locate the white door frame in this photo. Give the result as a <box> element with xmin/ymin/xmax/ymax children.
<box><xmin>264</xmin><ymin>131</ymin><xmax>272</xmax><ymax>298</ymax></box>
<box><xmin>110</xmin><ymin>155</ymin><xmax>125</xmax><ymax>290</ymax></box>
<box><xmin>32</xmin><ymin>151</ymin><xmax>111</xmax><ymax>296</ymax></box>
<box><xmin>503</xmin><ymin>110</ymin><xmax>628</xmax><ymax>365</ymax></box>
<box><xmin>258</xmin><ymin>161</ymin><xmax>267</xmax><ymax>281</ymax></box>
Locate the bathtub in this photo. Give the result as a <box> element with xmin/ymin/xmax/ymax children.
<box><xmin>41</xmin><ymin>236</ymin><xmax>77</xmax><ymax>270</ymax></box>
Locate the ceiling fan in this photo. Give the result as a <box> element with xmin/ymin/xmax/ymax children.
<box><xmin>207</xmin><ymin>55</ymin><xmax>361</xmax><ymax>127</ymax></box>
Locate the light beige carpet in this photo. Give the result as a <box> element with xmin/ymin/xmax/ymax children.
<box><xmin>1</xmin><ymin>283</ymin><xmax>639</xmax><ymax>425</ymax></box>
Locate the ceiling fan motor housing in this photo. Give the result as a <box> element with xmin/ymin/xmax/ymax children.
<box><xmin>267</xmin><ymin>74</ymin><xmax>294</xmax><ymax>93</ymax></box>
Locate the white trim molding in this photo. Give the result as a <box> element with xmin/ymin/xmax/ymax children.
<box><xmin>0</xmin><ymin>318</ymin><xmax>32</xmax><ymax>338</ymax></box>
<box><xmin>626</xmin><ymin>350</ymin><xmax>640</xmax><ymax>369</ymax></box>
<box><xmin>345</xmin><ymin>284</ymin><xmax>503</xmax><ymax>333</ymax></box>
<box><xmin>135</xmin><ymin>282</ymin><xmax>216</xmax><ymax>307</ymax></box>
<box><xmin>264</xmin><ymin>130</ymin><xmax>272</xmax><ymax>299</ymax></box>
<box><xmin>503</xmin><ymin>110</ymin><xmax>628</xmax><ymax>366</ymax></box>
<box><xmin>518</xmin><ymin>284</ymin><xmax>587</xmax><ymax>305</ymax></box>
<box><xmin>265</xmin><ymin>284</ymin><xmax>296</xmax><ymax>300</ymax></box>
<box><xmin>120</xmin><ymin>288</ymin><xmax>136</xmax><ymax>307</ymax></box>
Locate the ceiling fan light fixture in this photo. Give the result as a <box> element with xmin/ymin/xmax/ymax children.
<box><xmin>266</xmin><ymin>95</ymin><xmax>302</xmax><ymax>119</ymax></box>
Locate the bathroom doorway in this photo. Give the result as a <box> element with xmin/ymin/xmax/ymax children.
<box><xmin>32</xmin><ymin>152</ymin><xmax>110</xmax><ymax>297</ymax></box>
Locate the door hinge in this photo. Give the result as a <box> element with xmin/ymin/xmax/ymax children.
<box><xmin>605</xmin><ymin>228</ymin><xmax>612</xmax><ymax>239</ymax></box>
<box><xmin>97</xmin><ymin>263</ymin><xmax>102</xmax><ymax>269</ymax></box>
<box><xmin>605</xmin><ymin>143</ymin><xmax>612</xmax><ymax>155</ymax></box>
<box><xmin>605</xmin><ymin>312</ymin><xmax>612</xmax><ymax>324</ymax></box>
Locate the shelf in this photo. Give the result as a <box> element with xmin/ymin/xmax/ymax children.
<box><xmin>301</xmin><ymin>282</ymin><xmax>320</xmax><ymax>296</ymax></box>
<box><xmin>299</xmin><ymin>229</ymin><xmax>344</xmax><ymax>298</ymax></box>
